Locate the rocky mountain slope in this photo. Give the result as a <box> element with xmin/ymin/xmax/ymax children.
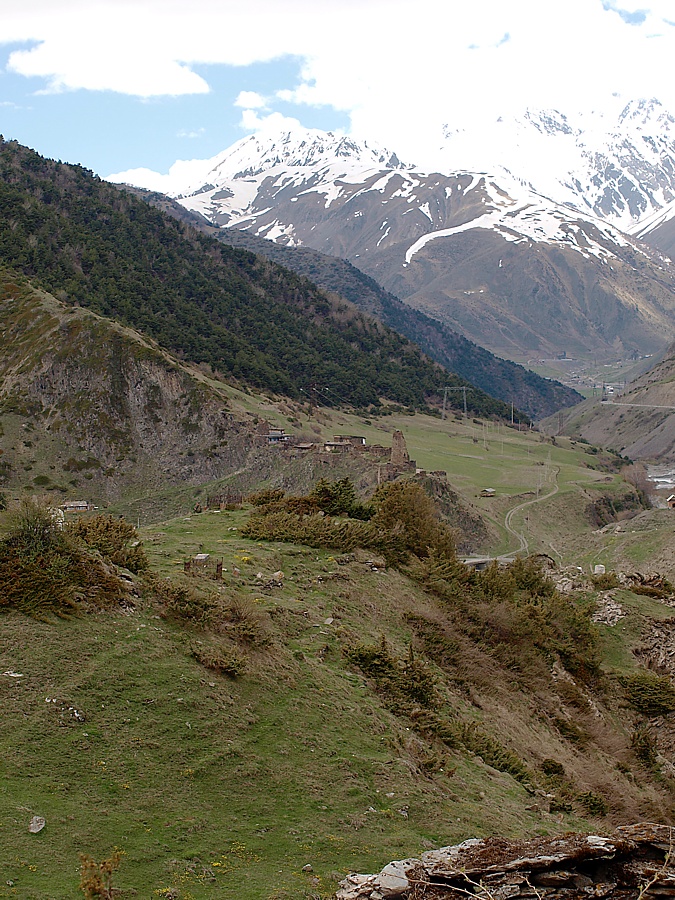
<box><xmin>146</xmin><ymin>125</ymin><xmax>675</xmax><ymax>363</ymax></box>
<box><xmin>0</xmin><ymin>274</ymin><xmax>254</xmax><ymax>500</ymax></box>
<box><xmin>635</xmin><ymin>198</ymin><xmax>675</xmax><ymax>257</ymax></box>
<box><xmin>552</xmin><ymin>341</ymin><xmax>675</xmax><ymax>463</ymax></box>
<box><xmin>129</xmin><ymin>186</ymin><xmax>582</xmax><ymax>419</ymax></box>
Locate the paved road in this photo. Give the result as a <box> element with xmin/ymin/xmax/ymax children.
<box><xmin>503</xmin><ymin>466</ymin><xmax>560</xmax><ymax>557</ymax></box>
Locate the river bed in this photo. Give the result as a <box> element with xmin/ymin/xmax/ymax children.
<box><xmin>647</xmin><ymin>464</ymin><xmax>675</xmax><ymax>504</ymax></box>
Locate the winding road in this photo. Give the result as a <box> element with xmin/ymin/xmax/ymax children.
<box><xmin>503</xmin><ymin>466</ymin><xmax>560</xmax><ymax>556</ymax></box>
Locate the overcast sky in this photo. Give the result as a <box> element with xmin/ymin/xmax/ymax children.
<box><xmin>2</xmin><ymin>0</ymin><xmax>675</xmax><ymax>181</ymax></box>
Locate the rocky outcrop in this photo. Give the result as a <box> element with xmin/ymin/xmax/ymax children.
<box><xmin>337</xmin><ymin>824</ymin><xmax>675</xmax><ymax>899</ymax></box>
<box><xmin>0</xmin><ymin>281</ymin><xmax>254</xmax><ymax>498</ymax></box>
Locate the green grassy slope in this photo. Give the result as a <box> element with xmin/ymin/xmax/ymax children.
<box><xmin>2</xmin><ymin>501</ymin><xmax>675</xmax><ymax>899</ymax></box>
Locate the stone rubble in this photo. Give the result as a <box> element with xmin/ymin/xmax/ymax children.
<box><xmin>592</xmin><ymin>593</ymin><xmax>626</xmax><ymax>626</ymax></box>
<box><xmin>336</xmin><ymin>824</ymin><xmax>675</xmax><ymax>898</ymax></box>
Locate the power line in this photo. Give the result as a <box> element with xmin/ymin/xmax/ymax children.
<box><xmin>442</xmin><ymin>386</ymin><xmax>468</xmax><ymax>419</ymax></box>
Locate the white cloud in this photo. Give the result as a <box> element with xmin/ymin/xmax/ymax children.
<box><xmin>239</xmin><ymin>109</ymin><xmax>302</xmax><ymax>133</ymax></box>
<box><xmin>4</xmin><ymin>0</ymin><xmax>675</xmax><ymax>166</ymax></box>
<box><xmin>177</xmin><ymin>127</ymin><xmax>206</xmax><ymax>138</ymax></box>
<box><xmin>234</xmin><ymin>90</ymin><xmax>268</xmax><ymax>109</ymax></box>
<box><xmin>108</xmin><ymin>155</ymin><xmax>217</xmax><ymax>193</ymax></box>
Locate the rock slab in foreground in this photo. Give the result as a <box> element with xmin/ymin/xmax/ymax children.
<box><xmin>337</xmin><ymin>823</ymin><xmax>675</xmax><ymax>898</ymax></box>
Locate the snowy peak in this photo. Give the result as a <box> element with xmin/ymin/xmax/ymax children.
<box><xmin>437</xmin><ymin>101</ymin><xmax>675</xmax><ymax>231</ymax></box>
<box><xmin>522</xmin><ymin>108</ymin><xmax>575</xmax><ymax>136</ymax></box>
<box><xmin>617</xmin><ymin>97</ymin><xmax>675</xmax><ymax>129</ymax></box>
<box><xmin>179</xmin><ymin>128</ymin><xmax>407</xmax><ymax>198</ymax></box>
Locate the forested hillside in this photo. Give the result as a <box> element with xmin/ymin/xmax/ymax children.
<box><xmin>131</xmin><ymin>187</ymin><xmax>582</xmax><ymax>419</ymax></box>
<box><xmin>0</xmin><ymin>139</ymin><xmax>516</xmax><ymax>419</ymax></box>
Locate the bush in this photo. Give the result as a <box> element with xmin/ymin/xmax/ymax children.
<box><xmin>241</xmin><ymin>478</ymin><xmax>454</xmax><ymax>566</ymax></box>
<box><xmin>370</xmin><ymin>481</ymin><xmax>456</xmax><ymax>563</ymax></box>
<box><xmin>621</xmin><ymin>672</ymin><xmax>675</xmax><ymax>716</ymax></box>
<box><xmin>150</xmin><ymin>576</ymin><xmax>217</xmax><ymax>625</ymax></box>
<box><xmin>0</xmin><ymin>499</ymin><xmax>128</xmax><ymax>617</ymax></box>
<box><xmin>410</xmin><ymin>555</ymin><xmax>599</xmax><ymax>681</ymax></box>
<box><xmin>2</xmin><ymin>497</ymin><xmax>65</xmax><ymax>554</ymax></box>
<box><xmin>590</xmin><ymin>572</ymin><xmax>620</xmax><ymax>590</ymax></box>
<box><xmin>456</xmin><ymin>722</ymin><xmax>531</xmax><ymax>784</ymax></box>
<box><xmin>346</xmin><ymin>638</ymin><xmax>438</xmax><ymax>711</ymax></box>
<box><xmin>219</xmin><ymin>597</ymin><xmax>272</xmax><ymax>648</ymax></box>
<box><xmin>308</xmin><ymin>478</ymin><xmax>374</xmax><ymax>520</ymax></box>
<box><xmin>69</xmin><ymin>514</ymin><xmax>148</xmax><ymax>573</ymax></box>
<box><xmin>79</xmin><ymin>851</ymin><xmax>122</xmax><ymax>899</ymax></box>
<box><xmin>247</xmin><ymin>488</ymin><xmax>286</xmax><ymax>506</ymax></box>
<box><xmin>541</xmin><ymin>758</ymin><xmax>566</xmax><ymax>777</ymax></box>
<box><xmin>191</xmin><ymin>644</ymin><xmax>247</xmax><ymax>678</ymax></box>
<box><xmin>631</xmin><ymin>723</ymin><xmax>658</xmax><ymax>767</ymax></box>
<box><xmin>577</xmin><ymin>790</ymin><xmax>607</xmax><ymax>816</ymax></box>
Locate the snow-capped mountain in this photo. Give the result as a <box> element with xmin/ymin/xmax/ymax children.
<box><xmin>174</xmin><ymin>125</ymin><xmax>649</xmax><ymax>264</ymax></box>
<box><xmin>437</xmin><ymin>99</ymin><xmax>675</xmax><ymax>233</ymax></box>
<box><xmin>176</xmin><ymin>128</ymin><xmax>408</xmax><ymax>228</ymax></box>
<box><xmin>114</xmin><ymin>108</ymin><xmax>675</xmax><ymax>361</ymax></box>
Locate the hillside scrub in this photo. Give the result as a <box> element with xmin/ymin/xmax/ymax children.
<box><xmin>4</xmin><ymin>501</ymin><xmax>675</xmax><ymax>896</ymax></box>
<box><xmin>68</xmin><ymin>513</ymin><xmax>148</xmax><ymax>573</ymax></box>
<box><xmin>241</xmin><ymin>478</ymin><xmax>457</xmax><ymax>565</ymax></box>
<box><xmin>408</xmin><ymin>553</ymin><xmax>600</xmax><ymax>682</ymax></box>
<box><xmin>242</xmin><ymin>479</ymin><xmax>598</xmax><ymax>681</ymax></box>
<box><xmin>247</xmin><ymin>477</ymin><xmax>374</xmax><ymax>520</ymax></box>
<box><xmin>0</xmin><ymin>499</ymin><xmax>129</xmax><ymax>616</ymax></box>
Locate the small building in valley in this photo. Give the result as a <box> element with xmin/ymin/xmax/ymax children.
<box><xmin>333</xmin><ymin>435</ymin><xmax>366</xmax><ymax>447</ymax></box>
<box><xmin>60</xmin><ymin>500</ymin><xmax>92</xmax><ymax>513</ymax></box>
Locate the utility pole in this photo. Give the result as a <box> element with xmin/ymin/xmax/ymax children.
<box><xmin>442</xmin><ymin>386</ymin><xmax>468</xmax><ymax>419</ymax></box>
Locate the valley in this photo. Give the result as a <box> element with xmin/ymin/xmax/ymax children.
<box><xmin>3</xmin><ymin>117</ymin><xmax>675</xmax><ymax>900</ymax></box>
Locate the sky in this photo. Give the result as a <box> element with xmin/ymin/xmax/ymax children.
<box><xmin>2</xmin><ymin>0</ymin><xmax>675</xmax><ymax>185</ymax></box>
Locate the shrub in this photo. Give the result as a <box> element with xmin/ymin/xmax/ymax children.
<box><xmin>590</xmin><ymin>572</ymin><xmax>620</xmax><ymax>590</ymax></box>
<box><xmin>456</xmin><ymin>722</ymin><xmax>531</xmax><ymax>783</ymax></box>
<box><xmin>621</xmin><ymin>672</ymin><xmax>675</xmax><ymax>716</ymax></box>
<box><xmin>2</xmin><ymin>497</ymin><xmax>65</xmax><ymax>554</ymax></box>
<box><xmin>308</xmin><ymin>478</ymin><xmax>374</xmax><ymax>520</ymax></box>
<box><xmin>0</xmin><ymin>499</ymin><xmax>128</xmax><ymax>617</ymax></box>
<box><xmin>631</xmin><ymin>723</ymin><xmax>658</xmax><ymax>767</ymax></box>
<box><xmin>79</xmin><ymin>851</ymin><xmax>122</xmax><ymax>899</ymax></box>
<box><xmin>346</xmin><ymin>638</ymin><xmax>438</xmax><ymax>711</ymax></box>
<box><xmin>191</xmin><ymin>645</ymin><xmax>247</xmax><ymax>678</ymax></box>
<box><xmin>577</xmin><ymin>790</ymin><xmax>607</xmax><ymax>817</ymax></box>
<box><xmin>370</xmin><ymin>481</ymin><xmax>456</xmax><ymax>563</ymax></box>
<box><xmin>247</xmin><ymin>488</ymin><xmax>286</xmax><ymax>506</ymax></box>
<box><xmin>220</xmin><ymin>597</ymin><xmax>272</xmax><ymax>648</ymax></box>
<box><xmin>150</xmin><ymin>576</ymin><xmax>217</xmax><ymax>625</ymax></box>
<box><xmin>241</xmin><ymin>478</ymin><xmax>457</xmax><ymax>566</ymax></box>
<box><xmin>69</xmin><ymin>514</ymin><xmax>148</xmax><ymax>573</ymax></box>
<box><xmin>541</xmin><ymin>758</ymin><xmax>566</xmax><ymax>777</ymax></box>
<box><xmin>409</xmin><ymin>555</ymin><xmax>599</xmax><ymax>682</ymax></box>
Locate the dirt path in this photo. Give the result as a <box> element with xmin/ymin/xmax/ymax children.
<box><xmin>503</xmin><ymin>466</ymin><xmax>560</xmax><ymax>556</ymax></box>
<box><xmin>602</xmin><ymin>399</ymin><xmax>675</xmax><ymax>411</ymax></box>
